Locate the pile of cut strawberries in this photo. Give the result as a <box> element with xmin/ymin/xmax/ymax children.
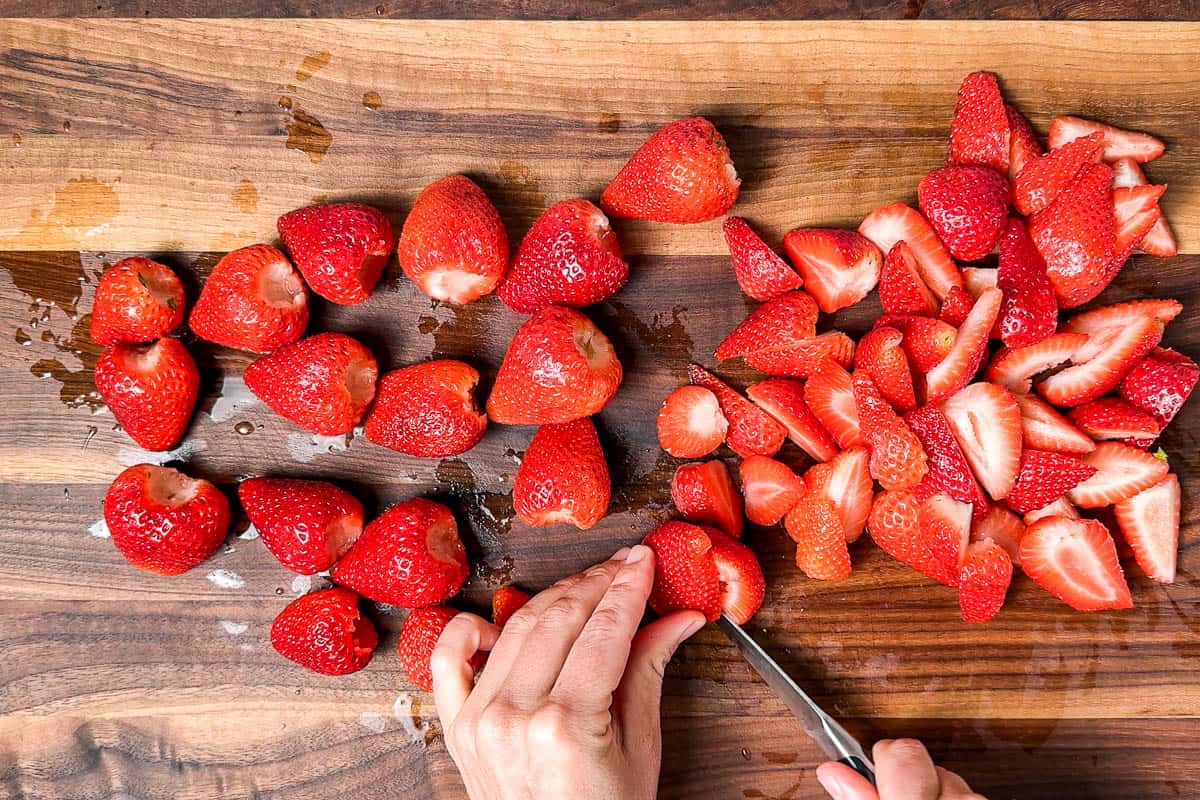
<box><xmin>86</xmin><ymin>71</ymin><xmax>1191</xmax><ymax>691</ymax></box>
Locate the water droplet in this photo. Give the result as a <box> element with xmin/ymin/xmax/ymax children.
<box><xmin>63</xmin><ymin>487</ymin><xmax>70</xmax><ymax>500</ymax></box>
<box><xmin>375</xmin><ymin>3</ymin><xmax>385</xmax><ymax>13</ymax></box>
<box><xmin>14</xmin><ymin>329</ymin><xmax>31</xmax><ymax>346</ymax></box>
<box><xmin>235</xmin><ymin>421</ymin><xmax>254</xmax><ymax>435</ymax></box>
<box><xmin>362</xmin><ymin>91</ymin><xmax>382</xmax><ymax>111</ymax></box>
<box><xmin>82</xmin><ymin>425</ymin><xmax>98</xmax><ymax>450</ymax></box>
<box><xmin>275</xmin><ymin>587</ymin><xmax>285</xmax><ymax>596</ymax></box>
<box><xmin>62</xmin><ymin>120</ymin><xmax>71</xmax><ymax>132</ymax></box>
<box><xmin>740</xmin><ymin>747</ymin><xmax>752</xmax><ymax>760</ymax></box>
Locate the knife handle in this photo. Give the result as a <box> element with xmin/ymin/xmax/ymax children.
<box><xmin>838</xmin><ymin>755</ymin><xmax>876</xmax><ymax>785</ymax></box>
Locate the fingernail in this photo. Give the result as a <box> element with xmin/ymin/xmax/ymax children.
<box><xmin>611</xmin><ymin>546</ymin><xmax>631</xmax><ymax>561</ymax></box>
<box><xmin>816</xmin><ymin>769</ymin><xmax>849</xmax><ymax>800</ymax></box>
<box><xmin>625</xmin><ymin>544</ymin><xmax>650</xmax><ymax>564</ymax></box>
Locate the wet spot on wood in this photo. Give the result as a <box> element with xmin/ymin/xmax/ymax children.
<box><xmin>3</xmin><ymin>178</ymin><xmax>120</xmax><ymax>251</ymax></box>
<box><xmin>10</xmin><ymin>133</ymin><xmax>20</xmax><ymax>146</ymax></box>
<box><xmin>62</xmin><ymin>120</ymin><xmax>71</xmax><ymax>132</ymax></box>
<box><xmin>296</xmin><ymin>50</ymin><xmax>331</xmax><ymax>82</ymax></box>
<box><xmin>277</xmin><ymin>95</ymin><xmax>293</xmax><ymax>109</ymax></box>
<box><xmin>232</xmin><ymin>180</ymin><xmax>258</xmax><ymax>214</ymax></box>
<box><xmin>362</xmin><ymin>91</ymin><xmax>382</xmax><ymax>111</ymax></box>
<box><xmin>762</xmin><ymin>751</ymin><xmax>798</xmax><ymax>764</ymax></box>
<box><xmin>497</xmin><ymin>159</ymin><xmax>546</xmax><ymax>209</ymax></box>
<box><xmin>285</xmin><ymin>109</ymin><xmax>332</xmax><ymax>163</ymax></box>
<box><xmin>598</xmin><ymin>112</ymin><xmax>621</xmax><ymax>133</ymax></box>
<box><xmin>209</xmin><ymin>229</ymin><xmax>258</xmax><ymax>251</ymax></box>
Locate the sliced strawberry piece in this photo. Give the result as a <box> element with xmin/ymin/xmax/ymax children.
<box><xmin>1023</xmin><ymin>496</ymin><xmax>1080</xmax><ymax>526</ymax></box>
<box><xmin>715</xmin><ymin>291</ymin><xmax>818</xmax><ymax>360</ymax></box>
<box><xmin>882</xmin><ymin>315</ymin><xmax>957</xmax><ymax>374</ymax></box>
<box><xmin>958</xmin><ymin>538</ymin><xmax>1013</xmax><ymax>623</ymax></box>
<box><xmin>1063</xmin><ymin>299</ymin><xmax>1182</xmax><ymax>335</ymax></box>
<box><xmin>657</xmin><ymin>385</ymin><xmax>728</xmax><ymax>459</ymax></box>
<box><xmin>1067</xmin><ymin>441</ymin><xmax>1170</xmax><ymax>508</ymax></box>
<box><xmin>1013</xmin><ymin>131</ymin><xmax>1104</xmax><ymax>216</ymax></box>
<box><xmin>971</xmin><ymin>504</ymin><xmax>1026</xmax><ymax>565</ymax></box>
<box><xmin>492</xmin><ymin>585</ymin><xmax>531</xmax><ymax>627</ymax></box>
<box><xmin>1067</xmin><ymin>398</ymin><xmax>1160</xmax><ymax>448</ymax></box>
<box><xmin>740</xmin><ymin>456</ymin><xmax>805</xmax><ymax>526</ymax></box>
<box><xmin>1047</xmin><ymin>116</ymin><xmax>1165</xmax><ymax>164</ymax></box>
<box><xmin>858</xmin><ymin>203</ymin><xmax>962</xmax><ymax>301</ymax></box>
<box><xmin>1111</xmin><ymin>157</ymin><xmax>1178</xmax><ymax>256</ymax></box>
<box><xmin>1036</xmin><ymin>316</ymin><xmax>1163</xmax><ymax>406</ymax></box>
<box><xmin>918</xmin><ymin>165</ymin><xmax>1010</xmax><ymax>261</ymax></box>
<box><xmin>723</xmin><ymin>217</ymin><xmax>804</xmax><ymax>301</ymax></box>
<box><xmin>905</xmin><ymin>404</ymin><xmax>988</xmax><ymax>514</ymax></box>
<box><xmin>1114</xmin><ymin>474</ymin><xmax>1180</xmax><ymax>583</ymax></box>
<box><xmin>985</xmin><ymin>332</ymin><xmax>1089</xmax><ymax>394</ymax></box>
<box><xmin>1012</xmin><ymin>393</ymin><xmax>1095</xmax><ymax>455</ymax></box>
<box><xmin>961</xmin><ymin>266</ymin><xmax>998</xmax><ymax>298</ymax></box>
<box><xmin>643</xmin><ymin>521</ymin><xmax>722</xmax><ymax>621</ymax></box>
<box><xmin>853</xmin><ymin>372</ymin><xmax>927</xmax><ymax>491</ymax></box>
<box><xmin>1019</xmin><ymin>517</ymin><xmax>1133</xmax><ymax>611</ymax></box>
<box><xmin>804</xmin><ymin>446</ymin><xmax>873</xmax><ymax>542</ymax></box>
<box><xmin>948</xmin><ymin>71</ymin><xmax>1010</xmax><ymax>173</ymax></box>
<box><xmin>867</xmin><ymin>490</ymin><xmax>947</xmax><ymax>583</ymax></box>
<box><xmin>879</xmin><ymin>241</ymin><xmax>938</xmax><ymax>316</ymax></box>
<box><xmin>918</xmin><ymin>492</ymin><xmax>972</xmax><ymax>587</ymax></box>
<box><xmin>671</xmin><ymin>460</ymin><xmax>744</xmax><ymax>538</ymax></box>
<box><xmin>747</xmin><ymin>378</ymin><xmax>838</xmax><ymax>462</ymax></box>
<box><xmin>743</xmin><ymin>331</ymin><xmax>856</xmax><ymax>378</ymax></box>
<box><xmin>781</xmin><ymin>229</ymin><xmax>882</xmax><ymax>313</ymax></box>
<box><xmin>854</xmin><ymin>326</ymin><xmax>917</xmax><ymax>413</ymax></box>
<box><xmin>710</xmin><ymin>531</ymin><xmax>767</xmax><ymax>623</ymax></box>
<box><xmin>1004</xmin><ymin>450</ymin><xmax>1097</xmax><ymax>514</ymax></box>
<box><xmin>997</xmin><ymin>218</ymin><xmax>1057</xmax><ymax>349</ymax></box>
<box><xmin>1112</xmin><ymin>184</ymin><xmax>1166</xmax><ymax>267</ymax></box>
<box><xmin>688</xmin><ymin>364</ymin><xmax>786</xmax><ymax>458</ymax></box>
<box><xmin>940</xmin><ymin>382</ymin><xmax>1023</xmax><ymax>501</ymax></box>
<box><xmin>925</xmin><ymin>287</ymin><xmax>1002</xmax><ymax>401</ymax></box>
<box><xmin>1006</xmin><ymin>104</ymin><xmax>1043</xmax><ymax>180</ymax></box>
<box><xmin>938</xmin><ymin>286</ymin><xmax>974</xmax><ymax>329</ymax></box>
<box><xmin>1029</xmin><ymin>162</ymin><xmax>1118</xmax><ymax>308</ymax></box>
<box><xmin>785</xmin><ymin>493</ymin><xmax>852</xmax><ymax>581</ymax></box>
<box><xmin>1119</xmin><ymin>347</ymin><xmax>1199</xmax><ymax>426</ymax></box>
<box><xmin>804</xmin><ymin>360</ymin><xmax>863</xmax><ymax>448</ymax></box>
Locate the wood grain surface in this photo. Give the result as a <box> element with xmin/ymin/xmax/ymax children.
<box><xmin>1</xmin><ymin>19</ymin><xmax>1198</xmax><ymax>800</ymax></box>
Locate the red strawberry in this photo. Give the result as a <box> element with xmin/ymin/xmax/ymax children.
<box><xmin>1119</xmin><ymin>347</ymin><xmax>1199</xmax><ymax>426</ymax></box>
<box><xmin>399</xmin><ymin>606</ymin><xmax>482</xmax><ymax>691</ymax></box>
<box><xmin>103</xmin><ymin>463</ymin><xmax>230</xmax><ymax>575</ymax></box>
<box><xmin>958</xmin><ymin>539</ymin><xmax>1013</xmax><ymax>623</ymax></box>
<box><xmin>746</xmin><ymin>378</ymin><xmax>838</xmax><ymax>462</ymax></box>
<box><xmin>1023</xmin><ymin>496</ymin><xmax>1080</xmax><ymax>526</ymax></box>
<box><xmin>90</xmin><ymin>257</ymin><xmax>185</xmax><ymax>346</ymax></box>
<box><xmin>601</xmin><ymin>117</ymin><xmax>739</xmax><ymax>223</ymax></box>
<box><xmin>487</xmin><ymin>307</ymin><xmax>622</xmax><ymax>424</ymax></box>
<box><xmin>723</xmin><ymin>217</ymin><xmax>804</xmax><ymax>301</ymax></box>
<box><xmin>853</xmin><ymin>372</ymin><xmax>927</xmax><ymax>491</ymax></box>
<box><xmin>918</xmin><ymin>493</ymin><xmax>972</xmax><ymax>586</ymax></box>
<box><xmin>688</xmin><ymin>364</ymin><xmax>786</xmax><ymax>458</ymax></box>
<box><xmin>245</xmin><ymin>333</ymin><xmax>378</xmax><ymax>437</ymax></box>
<box><xmin>1019</xmin><ymin>517</ymin><xmax>1133</xmax><ymax>611</ymax></box>
<box><xmin>332</xmin><ymin>498</ymin><xmax>468</xmax><ymax>607</ymax></box>
<box><xmin>971</xmin><ymin>504</ymin><xmax>1026</xmax><ymax>565</ymax></box>
<box><xmin>1029</xmin><ymin>162</ymin><xmax>1118</xmax><ymax>308</ymax></box>
<box><xmin>804</xmin><ymin>360</ymin><xmax>863</xmax><ymax>449</ymax></box>
<box><xmin>1113</xmin><ymin>186</ymin><xmax>1164</xmax><ymax>266</ymax></box>
<box><xmin>858</xmin><ymin>203</ymin><xmax>962</xmax><ymax>301</ymax></box>
<box><xmin>938</xmin><ymin>287</ymin><xmax>974</xmax><ymax>329</ymax></box>
<box><xmin>1047</xmin><ymin>116</ymin><xmax>1165</xmax><ymax>164</ymax></box>
<box><xmin>961</xmin><ymin>266</ymin><xmax>998</xmax><ymax>298</ymax></box>
<box><xmin>1068</xmin><ymin>441</ymin><xmax>1170</xmax><ymax>508</ymax></box>
<box><xmin>656</xmin><ymin>385</ymin><xmax>728</xmax><ymax>459</ymax></box>
<box><xmin>1111</xmin><ymin>157</ymin><xmax>1177</xmax><ymax>256</ymax></box>
<box><xmin>514</xmin><ymin>417</ymin><xmax>610</xmax><ymax>530</ymax></box>
<box><xmin>925</xmin><ymin>287</ymin><xmax>1002</xmax><ymax>401</ymax></box>
<box><xmin>1036</xmin><ymin>316</ymin><xmax>1163</xmax><ymax>406</ymax></box>
<box><xmin>805</xmin><ymin>446</ymin><xmax>873</xmax><ymax>542</ymax></box>
<box><xmin>189</xmin><ymin>244</ymin><xmax>308</xmax><ymax>353</ymax></box>
<box><xmin>492</xmin><ymin>586</ymin><xmax>531</xmax><ymax>627</ymax></box>
<box><xmin>785</xmin><ymin>493</ymin><xmax>852</xmax><ymax>581</ymax></box>
<box><xmin>996</xmin><ymin>218</ymin><xmax>1057</xmax><ymax>349</ymax></box>
<box><xmin>740</xmin><ymin>455</ymin><xmax>805</xmax><ymax>526</ymax></box>
<box><xmin>643</xmin><ymin>521</ymin><xmax>763</xmax><ymax>623</ymax></box>
<box><xmin>238</xmin><ymin>477</ymin><xmax>363</xmax><ymax>575</ymax></box>
<box><xmin>985</xmin><ymin>332</ymin><xmax>1089</xmax><ymax>394</ymax></box>
<box><xmin>1004</xmin><ymin>450</ymin><xmax>1097</xmax><ymax>514</ymax></box>
<box><xmin>1012</xmin><ymin>393</ymin><xmax>1096</xmax><ymax>455</ymax></box>
<box><xmin>1006</xmin><ymin>104</ymin><xmax>1043</xmax><ymax>180</ymax></box>
<box><xmin>397</xmin><ymin>175</ymin><xmax>508</xmax><ymax>304</ymax></box>
<box><xmin>271</xmin><ymin>588</ymin><xmax>378</xmax><ymax>676</ymax></box>
<box><xmin>499</xmin><ymin>198</ymin><xmax>628</xmax><ymax>312</ymax></box>
<box><xmin>918</xmin><ymin>165</ymin><xmax>1010</xmax><ymax>261</ymax></box>
<box><xmin>905</xmin><ymin>404</ymin><xmax>988</xmax><ymax>514</ymax></box>
<box><xmin>743</xmin><ymin>331</ymin><xmax>856</xmax><ymax>378</ymax></box>
<box><xmin>867</xmin><ymin>490</ymin><xmax>947</xmax><ymax>583</ymax></box>
<box><xmin>671</xmin><ymin>460</ymin><xmax>743</xmax><ymax>537</ymax></box>
<box><xmin>1067</xmin><ymin>398</ymin><xmax>1160</xmax><ymax>448</ymax></box>
<box><xmin>95</xmin><ymin>338</ymin><xmax>199</xmax><ymax>452</ymax></box>
<box><xmin>879</xmin><ymin>241</ymin><xmax>938</xmax><ymax>316</ymax></box>
<box><xmin>1012</xmin><ymin>132</ymin><xmax>1104</xmax><ymax>216</ymax></box>
<box><xmin>780</xmin><ymin>229</ymin><xmax>881</xmax><ymax>313</ymax></box>
<box><xmin>277</xmin><ymin>203</ymin><xmax>393</xmax><ymax>305</ymax></box>
<box><xmin>714</xmin><ymin>291</ymin><xmax>818</xmax><ymax>360</ymax></box>
<box><xmin>1114</xmin><ymin>474</ymin><xmax>1180</xmax><ymax>584</ymax></box>
<box><xmin>882</xmin><ymin>315</ymin><xmax>957</xmax><ymax>374</ymax></box>
<box><xmin>854</xmin><ymin>326</ymin><xmax>917</xmax><ymax>413</ymax></box>
<box><xmin>1063</xmin><ymin>299</ymin><xmax>1182</xmax><ymax>335</ymax></box>
<box><xmin>948</xmin><ymin>71</ymin><xmax>1010</xmax><ymax>173</ymax></box>
<box><xmin>940</xmin><ymin>382</ymin><xmax>1023</xmax><ymax>501</ymax></box>
<box><xmin>365</xmin><ymin>360</ymin><xmax>486</xmax><ymax>457</ymax></box>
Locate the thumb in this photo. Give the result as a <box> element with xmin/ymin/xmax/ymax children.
<box><xmin>614</xmin><ymin>610</ymin><xmax>707</xmax><ymax>743</ymax></box>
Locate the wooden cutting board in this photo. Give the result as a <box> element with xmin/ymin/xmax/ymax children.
<box><xmin>1</xmin><ymin>20</ymin><xmax>1197</xmax><ymax>800</ymax></box>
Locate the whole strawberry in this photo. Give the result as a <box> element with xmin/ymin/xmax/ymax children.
<box><xmin>103</xmin><ymin>463</ymin><xmax>230</xmax><ymax>575</ymax></box>
<box><xmin>365</xmin><ymin>359</ymin><xmax>487</xmax><ymax>458</ymax></box>
<box><xmin>601</xmin><ymin>117</ymin><xmax>740</xmax><ymax>223</ymax></box>
<box><xmin>95</xmin><ymin>338</ymin><xmax>199</xmax><ymax>451</ymax></box>
<box><xmin>271</xmin><ymin>587</ymin><xmax>378</xmax><ymax>675</ymax></box>
<box><xmin>332</xmin><ymin>498</ymin><xmax>468</xmax><ymax>607</ymax></box>
<box><xmin>513</xmin><ymin>417</ymin><xmax>610</xmax><ymax>530</ymax></box>
<box><xmin>238</xmin><ymin>477</ymin><xmax>364</xmax><ymax>575</ymax></box>
<box><xmin>277</xmin><ymin>202</ymin><xmax>394</xmax><ymax>305</ymax></box>
<box><xmin>243</xmin><ymin>333</ymin><xmax>378</xmax><ymax>436</ymax></box>
<box><xmin>397</xmin><ymin>175</ymin><xmax>509</xmax><ymax>305</ymax></box>
<box><xmin>498</xmin><ymin>199</ymin><xmax>628</xmax><ymax>313</ymax></box>
<box><xmin>90</xmin><ymin>257</ymin><xmax>185</xmax><ymax>346</ymax></box>
<box><xmin>189</xmin><ymin>244</ymin><xmax>309</xmax><ymax>352</ymax></box>
<box><xmin>487</xmin><ymin>306</ymin><xmax>623</xmax><ymax>424</ymax></box>
<box><xmin>399</xmin><ymin>606</ymin><xmax>484</xmax><ymax>691</ymax></box>
<box><xmin>917</xmin><ymin>165</ymin><xmax>1010</xmax><ymax>261</ymax></box>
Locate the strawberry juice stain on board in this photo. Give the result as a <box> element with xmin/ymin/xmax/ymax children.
<box><xmin>232</xmin><ymin>180</ymin><xmax>258</xmax><ymax>214</ymax></box>
<box><xmin>1</xmin><ymin>178</ymin><xmax>119</xmax><ymax>252</ymax></box>
<box><xmin>285</xmin><ymin>109</ymin><xmax>332</xmax><ymax>164</ymax></box>
<box><xmin>295</xmin><ymin>51</ymin><xmax>331</xmax><ymax>82</ymax></box>
<box><xmin>362</xmin><ymin>91</ymin><xmax>382</xmax><ymax>111</ymax></box>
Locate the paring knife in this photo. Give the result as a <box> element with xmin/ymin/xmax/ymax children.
<box><xmin>717</xmin><ymin>614</ymin><xmax>875</xmax><ymax>784</ymax></box>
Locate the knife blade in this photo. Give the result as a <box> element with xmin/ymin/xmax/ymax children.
<box><xmin>717</xmin><ymin>614</ymin><xmax>875</xmax><ymax>784</ymax></box>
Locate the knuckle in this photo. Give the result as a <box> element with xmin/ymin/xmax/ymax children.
<box><xmin>539</xmin><ymin>596</ymin><xmax>587</xmax><ymax>628</ymax></box>
<box><xmin>501</xmin><ymin>606</ymin><xmax>540</xmax><ymax>635</ymax></box>
<box><xmin>527</xmin><ymin>703</ymin><xmax>574</xmax><ymax>748</ymax></box>
<box><xmin>586</xmin><ymin>605</ymin><xmax>627</xmax><ymax>639</ymax></box>
<box><xmin>474</xmin><ymin>701</ymin><xmax>522</xmax><ymax>745</ymax></box>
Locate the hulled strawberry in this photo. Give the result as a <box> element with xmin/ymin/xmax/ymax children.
<box><xmin>785</xmin><ymin>493</ymin><xmax>852</xmax><ymax>580</ymax></box>
<box><xmin>513</xmin><ymin>417</ymin><xmax>610</xmax><ymax>530</ymax></box>
<box><xmin>996</xmin><ymin>218</ymin><xmax>1057</xmax><ymax>349</ymax></box>
<box><xmin>688</xmin><ymin>364</ymin><xmax>786</xmax><ymax>458</ymax></box>
<box><xmin>364</xmin><ymin>360</ymin><xmax>487</xmax><ymax>457</ymax></box>
<box><xmin>1028</xmin><ymin>162</ymin><xmax>1118</xmax><ymax>308</ymax></box>
<box><xmin>940</xmin><ymin>382</ymin><xmax>1023</xmax><ymax>501</ymax></box>
<box><xmin>1119</xmin><ymin>347</ymin><xmax>1199</xmax><ymax>426</ymax></box>
<box><xmin>1114</xmin><ymin>474</ymin><xmax>1180</xmax><ymax>584</ymax></box>
<box><xmin>399</xmin><ymin>606</ymin><xmax>483</xmax><ymax>691</ymax></box>
<box><xmin>740</xmin><ymin>455</ymin><xmax>805</xmax><ymax>526</ymax></box>
<box><xmin>961</xmin><ymin>266</ymin><xmax>998</xmax><ymax>298</ymax></box>
<box><xmin>714</xmin><ymin>291</ymin><xmax>818</xmax><ymax>362</ymax></box>
<box><xmin>671</xmin><ymin>460</ymin><xmax>743</xmax><ymax>537</ymax></box>
<box><xmin>492</xmin><ymin>585</ymin><xmax>532</xmax><ymax>627</ymax></box>
<box><xmin>277</xmin><ymin>203</ymin><xmax>394</xmax><ymax>305</ymax></box>
<box><xmin>499</xmin><ymin>199</ymin><xmax>628</xmax><ymax>312</ymax></box>
<box><xmin>1067</xmin><ymin>398</ymin><xmax>1160</xmax><ymax>448</ymax></box>
<box><xmin>189</xmin><ymin>244</ymin><xmax>308</xmax><ymax>353</ymax></box>
<box><xmin>948</xmin><ymin>71</ymin><xmax>1010</xmax><ymax>173</ymax></box>
<box><xmin>1012</xmin><ymin>131</ymin><xmax>1103</xmax><ymax>216</ymax></box>
<box><xmin>643</xmin><ymin>521</ymin><xmax>764</xmax><ymax>623</ymax></box>
<box><xmin>804</xmin><ymin>360</ymin><xmax>863</xmax><ymax>449</ymax></box>
<box><xmin>746</xmin><ymin>378</ymin><xmax>838</xmax><ymax>462</ymax></box>
<box><xmin>1067</xmin><ymin>441</ymin><xmax>1170</xmax><ymax>508</ymax></box>
<box><xmin>271</xmin><ymin>587</ymin><xmax>378</xmax><ymax>675</ymax></box>
<box><xmin>804</xmin><ymin>446</ymin><xmax>873</xmax><ymax>542</ymax></box>
<box><xmin>879</xmin><ymin>241</ymin><xmax>938</xmax><ymax>317</ymax></box>
<box><xmin>656</xmin><ymin>385</ymin><xmax>728</xmax><ymax>459</ymax></box>
<box><xmin>90</xmin><ymin>257</ymin><xmax>185</xmax><ymax>346</ymax></box>
<box><xmin>238</xmin><ymin>477</ymin><xmax>363</xmax><ymax>575</ymax></box>
<box><xmin>723</xmin><ymin>217</ymin><xmax>803</xmax><ymax>301</ymax></box>
<box><xmin>917</xmin><ymin>165</ymin><xmax>1010</xmax><ymax>261</ymax></box>
<box><xmin>881</xmin><ymin>315</ymin><xmax>957</xmax><ymax>374</ymax></box>
<box><xmin>853</xmin><ymin>372</ymin><xmax>928</xmax><ymax>491</ymax></box>
<box><xmin>95</xmin><ymin>338</ymin><xmax>199</xmax><ymax>451</ymax></box>
<box><xmin>958</xmin><ymin>538</ymin><xmax>1013</xmax><ymax>623</ymax></box>
<box><xmin>782</xmin><ymin>229</ymin><xmax>882</xmax><ymax>313</ymax></box>
<box><xmin>859</xmin><ymin>203</ymin><xmax>962</xmax><ymax>301</ymax></box>
<box><xmin>103</xmin><ymin>464</ymin><xmax>230</xmax><ymax>575</ymax></box>
<box><xmin>1047</xmin><ymin>116</ymin><xmax>1165</xmax><ymax>164</ymax></box>
<box><xmin>1004</xmin><ymin>450</ymin><xmax>1097</xmax><ymax>514</ymax></box>
<box><xmin>854</xmin><ymin>326</ymin><xmax>917</xmax><ymax>413</ymax></box>
<box><xmin>1020</xmin><ymin>516</ymin><xmax>1133</xmax><ymax>611</ymax></box>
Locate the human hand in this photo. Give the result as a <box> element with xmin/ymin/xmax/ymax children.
<box><xmin>430</xmin><ymin>544</ymin><xmax>707</xmax><ymax>800</ymax></box>
<box><xmin>817</xmin><ymin>739</ymin><xmax>985</xmax><ymax>799</ymax></box>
